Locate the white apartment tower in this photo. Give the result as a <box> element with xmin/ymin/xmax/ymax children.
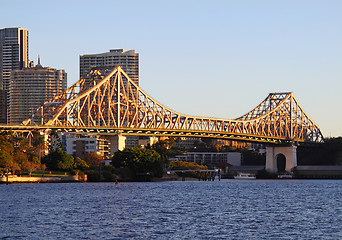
<box><xmin>79</xmin><ymin>49</ymin><xmax>139</xmax><ymax>85</ymax></box>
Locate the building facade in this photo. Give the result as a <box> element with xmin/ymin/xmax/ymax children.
<box><xmin>0</xmin><ymin>27</ymin><xmax>29</xmax><ymax>123</ymax></box>
<box><xmin>125</xmin><ymin>136</ymin><xmax>159</xmax><ymax>149</ymax></box>
<box><xmin>175</xmin><ymin>152</ymin><xmax>242</xmax><ymax>168</ymax></box>
<box><xmin>63</xmin><ymin>134</ymin><xmax>110</xmax><ymax>160</ymax></box>
<box><xmin>9</xmin><ymin>62</ymin><xmax>67</xmax><ymax>124</ymax></box>
<box><xmin>79</xmin><ymin>49</ymin><xmax>139</xmax><ymax>85</ymax></box>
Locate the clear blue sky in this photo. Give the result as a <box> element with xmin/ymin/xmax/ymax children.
<box><xmin>2</xmin><ymin>0</ymin><xmax>342</xmax><ymax>137</ymax></box>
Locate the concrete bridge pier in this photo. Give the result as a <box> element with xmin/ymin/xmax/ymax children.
<box><xmin>265</xmin><ymin>145</ymin><xmax>297</xmax><ymax>173</ymax></box>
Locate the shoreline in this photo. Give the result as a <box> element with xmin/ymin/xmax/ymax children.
<box><xmin>0</xmin><ymin>175</ymin><xmax>86</xmax><ymax>184</ymax></box>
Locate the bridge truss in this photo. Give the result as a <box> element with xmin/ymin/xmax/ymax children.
<box><xmin>20</xmin><ymin>66</ymin><xmax>323</xmax><ymax>144</ymax></box>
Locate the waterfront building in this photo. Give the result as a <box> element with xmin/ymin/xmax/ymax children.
<box><xmin>173</xmin><ymin>137</ymin><xmax>203</xmax><ymax>149</ymax></box>
<box><xmin>79</xmin><ymin>49</ymin><xmax>139</xmax><ymax>85</ymax></box>
<box><xmin>9</xmin><ymin>60</ymin><xmax>67</xmax><ymax>124</ymax></box>
<box><xmin>174</xmin><ymin>152</ymin><xmax>242</xmax><ymax>168</ymax></box>
<box><xmin>172</xmin><ymin>137</ymin><xmax>249</xmax><ymax>150</ymax></box>
<box><xmin>125</xmin><ymin>136</ymin><xmax>159</xmax><ymax>149</ymax></box>
<box><xmin>62</xmin><ymin>133</ymin><xmax>110</xmax><ymax>159</ymax></box>
<box><xmin>0</xmin><ymin>27</ymin><xmax>29</xmax><ymax>123</ymax></box>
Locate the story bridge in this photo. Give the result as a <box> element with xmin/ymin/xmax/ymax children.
<box><xmin>1</xmin><ymin>66</ymin><xmax>324</xmax><ymax>172</ymax></box>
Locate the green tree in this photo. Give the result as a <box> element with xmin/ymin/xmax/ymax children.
<box><xmin>43</xmin><ymin>148</ymin><xmax>74</xmax><ymax>171</ymax></box>
<box><xmin>33</xmin><ymin>135</ymin><xmax>46</xmax><ymax>162</ymax></box>
<box><xmin>112</xmin><ymin>147</ymin><xmax>163</xmax><ymax>179</ymax></box>
<box><xmin>102</xmin><ymin>165</ymin><xmax>116</xmax><ymax>182</ymax></box>
<box><xmin>297</xmin><ymin>137</ymin><xmax>342</xmax><ymax>165</ymax></box>
<box><xmin>74</xmin><ymin>157</ymin><xmax>90</xmax><ymax>170</ymax></box>
<box><xmin>0</xmin><ymin>150</ymin><xmax>13</xmax><ymax>169</ymax></box>
<box><xmin>0</xmin><ymin>134</ymin><xmax>15</xmax><ymax>171</ymax></box>
<box><xmin>0</xmin><ymin>135</ymin><xmax>14</xmax><ymax>156</ymax></box>
<box><xmin>169</xmin><ymin>160</ymin><xmax>208</xmax><ymax>179</ymax></box>
<box><xmin>49</xmin><ymin>129</ymin><xmax>63</xmax><ymax>151</ymax></box>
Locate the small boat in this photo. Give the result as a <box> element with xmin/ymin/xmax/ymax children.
<box><xmin>234</xmin><ymin>172</ymin><xmax>256</xmax><ymax>180</ymax></box>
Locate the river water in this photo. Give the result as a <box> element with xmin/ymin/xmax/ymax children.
<box><xmin>0</xmin><ymin>180</ymin><xmax>341</xmax><ymax>239</ymax></box>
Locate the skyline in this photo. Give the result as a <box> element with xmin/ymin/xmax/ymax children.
<box><xmin>2</xmin><ymin>0</ymin><xmax>342</xmax><ymax>137</ymax></box>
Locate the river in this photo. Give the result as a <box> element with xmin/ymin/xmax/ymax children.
<box><xmin>1</xmin><ymin>180</ymin><xmax>341</xmax><ymax>239</ymax></box>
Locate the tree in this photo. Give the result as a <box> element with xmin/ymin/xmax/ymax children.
<box><xmin>0</xmin><ymin>134</ymin><xmax>15</xmax><ymax>170</ymax></box>
<box><xmin>0</xmin><ymin>131</ymin><xmax>47</xmax><ymax>175</ymax></box>
<box><xmin>169</xmin><ymin>160</ymin><xmax>208</xmax><ymax>179</ymax></box>
<box><xmin>112</xmin><ymin>147</ymin><xmax>163</xmax><ymax>179</ymax></box>
<box><xmin>42</xmin><ymin>148</ymin><xmax>74</xmax><ymax>171</ymax></box>
<box><xmin>21</xmin><ymin>160</ymin><xmax>40</xmax><ymax>176</ymax></box>
<box><xmin>74</xmin><ymin>157</ymin><xmax>90</xmax><ymax>170</ymax></box>
<box><xmin>84</xmin><ymin>152</ymin><xmax>104</xmax><ymax>168</ymax></box>
<box><xmin>297</xmin><ymin>137</ymin><xmax>342</xmax><ymax>165</ymax></box>
<box><xmin>0</xmin><ymin>150</ymin><xmax>13</xmax><ymax>169</ymax></box>
<box><xmin>33</xmin><ymin>135</ymin><xmax>46</xmax><ymax>162</ymax></box>
<box><xmin>49</xmin><ymin>129</ymin><xmax>63</xmax><ymax>151</ymax></box>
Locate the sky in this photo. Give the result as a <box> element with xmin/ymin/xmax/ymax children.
<box><xmin>2</xmin><ymin>0</ymin><xmax>342</xmax><ymax>137</ymax></box>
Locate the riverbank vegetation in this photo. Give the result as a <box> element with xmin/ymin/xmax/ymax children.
<box><xmin>169</xmin><ymin>160</ymin><xmax>208</xmax><ymax>179</ymax></box>
<box><xmin>111</xmin><ymin>147</ymin><xmax>164</xmax><ymax>181</ymax></box>
<box><xmin>297</xmin><ymin>137</ymin><xmax>342</xmax><ymax>165</ymax></box>
<box><xmin>1</xmin><ymin>130</ymin><xmax>342</xmax><ymax>181</ymax></box>
<box><xmin>0</xmin><ymin>131</ymin><xmax>46</xmax><ymax>176</ymax></box>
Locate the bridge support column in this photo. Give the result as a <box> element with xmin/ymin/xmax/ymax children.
<box><xmin>265</xmin><ymin>145</ymin><xmax>297</xmax><ymax>173</ymax></box>
<box><xmin>106</xmin><ymin>134</ymin><xmax>126</xmax><ymax>155</ymax></box>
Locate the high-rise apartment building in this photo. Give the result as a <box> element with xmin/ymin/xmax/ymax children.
<box><xmin>0</xmin><ymin>27</ymin><xmax>29</xmax><ymax>123</ymax></box>
<box><xmin>79</xmin><ymin>49</ymin><xmax>139</xmax><ymax>85</ymax></box>
<box><xmin>9</xmin><ymin>61</ymin><xmax>67</xmax><ymax>124</ymax></box>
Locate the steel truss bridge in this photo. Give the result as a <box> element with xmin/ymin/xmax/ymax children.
<box><xmin>2</xmin><ymin>66</ymin><xmax>323</xmax><ymax>144</ymax></box>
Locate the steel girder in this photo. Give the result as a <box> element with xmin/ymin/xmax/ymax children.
<box><xmin>22</xmin><ymin>66</ymin><xmax>324</xmax><ymax>144</ymax></box>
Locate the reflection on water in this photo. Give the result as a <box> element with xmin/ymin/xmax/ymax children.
<box><xmin>1</xmin><ymin>180</ymin><xmax>342</xmax><ymax>239</ymax></box>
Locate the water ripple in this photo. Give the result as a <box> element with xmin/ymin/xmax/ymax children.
<box><xmin>0</xmin><ymin>180</ymin><xmax>342</xmax><ymax>239</ymax></box>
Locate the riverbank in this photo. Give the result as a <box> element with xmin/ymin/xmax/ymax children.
<box><xmin>0</xmin><ymin>174</ymin><xmax>87</xmax><ymax>184</ymax></box>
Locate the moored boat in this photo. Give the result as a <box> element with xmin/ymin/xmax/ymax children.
<box><xmin>234</xmin><ymin>172</ymin><xmax>256</xmax><ymax>180</ymax></box>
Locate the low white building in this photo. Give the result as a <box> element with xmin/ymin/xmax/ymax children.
<box><xmin>62</xmin><ymin>133</ymin><xmax>110</xmax><ymax>159</ymax></box>
<box><xmin>175</xmin><ymin>152</ymin><xmax>242</xmax><ymax>167</ymax></box>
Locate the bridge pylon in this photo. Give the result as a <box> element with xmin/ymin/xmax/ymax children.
<box><xmin>265</xmin><ymin>145</ymin><xmax>297</xmax><ymax>173</ymax></box>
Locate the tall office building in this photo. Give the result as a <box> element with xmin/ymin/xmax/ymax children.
<box><xmin>0</xmin><ymin>27</ymin><xmax>29</xmax><ymax>123</ymax></box>
<box><xmin>79</xmin><ymin>49</ymin><xmax>139</xmax><ymax>85</ymax></box>
<box><xmin>9</xmin><ymin>61</ymin><xmax>67</xmax><ymax>124</ymax></box>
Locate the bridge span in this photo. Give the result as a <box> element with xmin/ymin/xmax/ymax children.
<box><xmin>0</xmin><ymin>66</ymin><xmax>324</xmax><ymax>173</ymax></box>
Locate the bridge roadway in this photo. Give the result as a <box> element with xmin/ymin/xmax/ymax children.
<box><xmin>0</xmin><ymin>124</ymin><xmax>295</xmax><ymax>145</ymax></box>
